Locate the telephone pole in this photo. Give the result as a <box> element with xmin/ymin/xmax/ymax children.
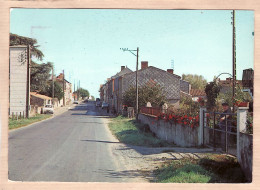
<box><xmin>74</xmin><ymin>80</ymin><xmax>75</xmax><ymax>101</ymax></box>
<box><xmin>63</xmin><ymin>70</ymin><xmax>65</xmax><ymax>106</ymax></box>
<box><xmin>232</xmin><ymin>10</ymin><xmax>236</xmax><ymax>112</ymax></box>
<box><xmin>52</xmin><ymin>65</ymin><xmax>54</xmax><ymax>101</ymax></box>
<box><xmin>120</xmin><ymin>47</ymin><xmax>139</xmax><ymax>119</ymax></box>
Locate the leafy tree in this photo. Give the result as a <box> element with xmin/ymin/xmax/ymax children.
<box><xmin>217</xmin><ymin>84</ymin><xmax>253</xmax><ymax>107</ymax></box>
<box><xmin>91</xmin><ymin>96</ymin><xmax>95</xmax><ymax>100</ymax></box>
<box><xmin>123</xmin><ymin>83</ymin><xmax>167</xmax><ymax>109</ymax></box>
<box><xmin>30</xmin><ymin>62</ymin><xmax>53</xmax><ymax>93</ymax></box>
<box><xmin>75</xmin><ymin>88</ymin><xmax>90</xmax><ymax>99</ymax></box>
<box><xmin>43</xmin><ymin>81</ymin><xmax>64</xmax><ymax>101</ymax></box>
<box><xmin>10</xmin><ymin>33</ymin><xmax>52</xmax><ymax>93</ymax></box>
<box><xmin>182</xmin><ymin>74</ymin><xmax>207</xmax><ymax>90</ymax></box>
<box><xmin>10</xmin><ymin>33</ymin><xmax>44</xmax><ymax>60</ymax></box>
<box><xmin>205</xmin><ymin>81</ymin><xmax>220</xmax><ymax>111</ymax></box>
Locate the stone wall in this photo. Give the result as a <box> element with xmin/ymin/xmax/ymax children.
<box><xmin>139</xmin><ymin>113</ymin><xmax>200</xmax><ymax>147</ymax></box>
<box><xmin>237</xmin><ymin>133</ymin><xmax>253</xmax><ymax>182</ymax></box>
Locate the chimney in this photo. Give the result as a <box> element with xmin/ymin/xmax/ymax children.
<box><xmin>141</xmin><ymin>61</ymin><xmax>148</xmax><ymax>69</ymax></box>
<box><xmin>121</xmin><ymin>66</ymin><xmax>125</xmax><ymax>71</ymax></box>
<box><xmin>167</xmin><ymin>69</ymin><xmax>174</xmax><ymax>74</ymax></box>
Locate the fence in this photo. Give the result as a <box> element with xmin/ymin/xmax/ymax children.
<box><xmin>140</xmin><ymin>107</ymin><xmax>162</xmax><ymax>116</ymax></box>
<box><xmin>10</xmin><ymin>111</ymin><xmax>26</xmax><ymax>120</ymax></box>
<box><xmin>202</xmin><ymin>111</ymin><xmax>237</xmax><ymax>156</ymax></box>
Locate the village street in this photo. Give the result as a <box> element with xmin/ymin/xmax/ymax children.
<box><xmin>9</xmin><ymin>101</ymin><xmax>214</xmax><ymax>182</ymax></box>
<box><xmin>8</xmin><ymin>101</ymin><xmax>147</xmax><ymax>182</ymax></box>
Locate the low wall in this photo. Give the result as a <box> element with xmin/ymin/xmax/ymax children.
<box><xmin>237</xmin><ymin>133</ymin><xmax>253</xmax><ymax>182</ymax></box>
<box><xmin>139</xmin><ymin>113</ymin><xmax>199</xmax><ymax>147</ymax></box>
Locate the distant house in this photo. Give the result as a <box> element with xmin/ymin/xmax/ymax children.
<box><xmin>100</xmin><ymin>62</ymin><xmax>190</xmax><ymax>114</ymax></box>
<box><xmin>217</xmin><ymin>77</ymin><xmax>243</xmax><ymax>94</ymax></box>
<box><xmin>30</xmin><ymin>92</ymin><xmax>52</xmax><ymax>106</ymax></box>
<box><xmin>190</xmin><ymin>89</ymin><xmax>206</xmax><ymax>102</ymax></box>
<box><xmin>55</xmin><ymin>73</ymin><xmax>73</xmax><ymax>105</ymax></box>
<box><xmin>30</xmin><ymin>92</ymin><xmax>52</xmax><ymax>116</ymax></box>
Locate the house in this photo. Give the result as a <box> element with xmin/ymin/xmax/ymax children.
<box><xmin>55</xmin><ymin>73</ymin><xmax>73</xmax><ymax>105</ymax></box>
<box><xmin>217</xmin><ymin>77</ymin><xmax>243</xmax><ymax>94</ymax></box>
<box><xmin>190</xmin><ymin>89</ymin><xmax>206</xmax><ymax>102</ymax></box>
<box><xmin>30</xmin><ymin>92</ymin><xmax>52</xmax><ymax>106</ymax></box>
<box><xmin>9</xmin><ymin>45</ymin><xmax>30</xmax><ymax>118</ymax></box>
<box><xmin>101</xmin><ymin>61</ymin><xmax>190</xmax><ymax>114</ymax></box>
<box><xmin>30</xmin><ymin>92</ymin><xmax>52</xmax><ymax>116</ymax></box>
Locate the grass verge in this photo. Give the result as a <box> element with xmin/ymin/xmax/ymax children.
<box><xmin>9</xmin><ymin>114</ymin><xmax>52</xmax><ymax>130</ymax></box>
<box><xmin>108</xmin><ymin>116</ymin><xmax>172</xmax><ymax>147</ymax></box>
<box><xmin>153</xmin><ymin>154</ymin><xmax>248</xmax><ymax>183</ymax></box>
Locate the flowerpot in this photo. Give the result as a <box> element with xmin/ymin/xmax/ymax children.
<box><xmin>238</xmin><ymin>102</ymin><xmax>249</xmax><ymax>107</ymax></box>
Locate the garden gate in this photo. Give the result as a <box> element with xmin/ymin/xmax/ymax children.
<box><xmin>202</xmin><ymin>110</ymin><xmax>237</xmax><ymax>156</ymax></box>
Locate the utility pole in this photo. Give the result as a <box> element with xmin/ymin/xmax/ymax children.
<box><xmin>232</xmin><ymin>10</ymin><xmax>237</xmax><ymax>112</ymax></box>
<box><xmin>63</xmin><ymin>70</ymin><xmax>65</xmax><ymax>106</ymax></box>
<box><xmin>136</xmin><ymin>47</ymin><xmax>139</xmax><ymax>119</ymax></box>
<box><xmin>52</xmin><ymin>65</ymin><xmax>54</xmax><ymax>101</ymax></box>
<box><xmin>74</xmin><ymin>80</ymin><xmax>75</xmax><ymax>101</ymax></box>
<box><xmin>120</xmin><ymin>47</ymin><xmax>139</xmax><ymax>120</ymax></box>
<box><xmin>79</xmin><ymin>80</ymin><xmax>81</xmax><ymax>101</ymax></box>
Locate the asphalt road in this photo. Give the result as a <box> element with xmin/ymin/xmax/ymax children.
<box><xmin>8</xmin><ymin>101</ymin><xmax>128</xmax><ymax>182</ymax></box>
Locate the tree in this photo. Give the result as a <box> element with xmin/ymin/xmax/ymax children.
<box><xmin>30</xmin><ymin>62</ymin><xmax>53</xmax><ymax>93</ymax></box>
<box><xmin>123</xmin><ymin>83</ymin><xmax>167</xmax><ymax>109</ymax></box>
<box><xmin>43</xmin><ymin>81</ymin><xmax>64</xmax><ymax>101</ymax></box>
<box><xmin>75</xmin><ymin>88</ymin><xmax>90</xmax><ymax>99</ymax></box>
<box><xmin>10</xmin><ymin>33</ymin><xmax>52</xmax><ymax>93</ymax></box>
<box><xmin>217</xmin><ymin>84</ymin><xmax>253</xmax><ymax>107</ymax></box>
<box><xmin>182</xmin><ymin>74</ymin><xmax>207</xmax><ymax>90</ymax></box>
<box><xmin>10</xmin><ymin>33</ymin><xmax>44</xmax><ymax>60</ymax></box>
<box><xmin>205</xmin><ymin>81</ymin><xmax>220</xmax><ymax>111</ymax></box>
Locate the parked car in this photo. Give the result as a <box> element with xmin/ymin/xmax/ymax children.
<box><xmin>96</xmin><ymin>101</ymin><xmax>102</xmax><ymax>107</ymax></box>
<box><xmin>43</xmin><ymin>104</ymin><xmax>54</xmax><ymax>114</ymax></box>
<box><xmin>101</xmin><ymin>102</ymin><xmax>109</xmax><ymax>109</ymax></box>
<box><xmin>73</xmin><ymin>101</ymin><xmax>79</xmax><ymax>104</ymax></box>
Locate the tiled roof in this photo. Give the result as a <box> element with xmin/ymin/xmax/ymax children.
<box><xmin>30</xmin><ymin>92</ymin><xmax>52</xmax><ymax>100</ymax></box>
<box><xmin>190</xmin><ymin>89</ymin><xmax>206</xmax><ymax>97</ymax></box>
<box><xmin>111</xmin><ymin>67</ymin><xmax>133</xmax><ymax>79</ymax></box>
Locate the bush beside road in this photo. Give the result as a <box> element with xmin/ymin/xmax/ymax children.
<box><xmin>153</xmin><ymin>154</ymin><xmax>248</xmax><ymax>183</ymax></box>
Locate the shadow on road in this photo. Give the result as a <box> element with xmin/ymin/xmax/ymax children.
<box><xmin>95</xmin><ymin>169</ymin><xmax>151</xmax><ymax>181</ymax></box>
<box><xmin>80</xmin><ymin>139</ymin><xmax>120</xmax><ymax>144</ymax></box>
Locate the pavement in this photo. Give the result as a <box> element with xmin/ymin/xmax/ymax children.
<box><xmin>8</xmin><ymin>101</ymin><xmax>133</xmax><ymax>182</ymax></box>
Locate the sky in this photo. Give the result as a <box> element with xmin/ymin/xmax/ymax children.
<box><xmin>10</xmin><ymin>9</ymin><xmax>254</xmax><ymax>98</ymax></box>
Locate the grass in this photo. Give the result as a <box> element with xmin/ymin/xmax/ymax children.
<box><xmin>9</xmin><ymin>114</ymin><xmax>52</xmax><ymax>130</ymax></box>
<box><xmin>108</xmin><ymin>116</ymin><xmax>172</xmax><ymax>147</ymax></box>
<box><xmin>153</xmin><ymin>154</ymin><xmax>248</xmax><ymax>183</ymax></box>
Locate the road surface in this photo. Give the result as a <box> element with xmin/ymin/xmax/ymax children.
<box><xmin>8</xmin><ymin>101</ymin><xmax>133</xmax><ymax>182</ymax></box>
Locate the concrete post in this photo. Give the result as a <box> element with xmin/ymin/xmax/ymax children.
<box><xmin>237</xmin><ymin>107</ymin><xmax>248</xmax><ymax>160</ymax></box>
<box><xmin>199</xmin><ymin>107</ymin><xmax>206</xmax><ymax>146</ymax></box>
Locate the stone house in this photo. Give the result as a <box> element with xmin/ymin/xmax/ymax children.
<box><xmin>56</xmin><ymin>73</ymin><xmax>73</xmax><ymax>105</ymax></box>
<box><xmin>101</xmin><ymin>61</ymin><xmax>191</xmax><ymax>114</ymax></box>
<box><xmin>30</xmin><ymin>92</ymin><xmax>52</xmax><ymax>116</ymax></box>
<box><xmin>217</xmin><ymin>77</ymin><xmax>243</xmax><ymax>94</ymax></box>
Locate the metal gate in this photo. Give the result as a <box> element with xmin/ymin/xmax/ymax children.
<box><xmin>203</xmin><ymin>111</ymin><xmax>237</xmax><ymax>156</ymax></box>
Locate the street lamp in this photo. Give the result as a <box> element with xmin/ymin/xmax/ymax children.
<box><xmin>120</xmin><ymin>47</ymin><xmax>139</xmax><ymax>119</ymax></box>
